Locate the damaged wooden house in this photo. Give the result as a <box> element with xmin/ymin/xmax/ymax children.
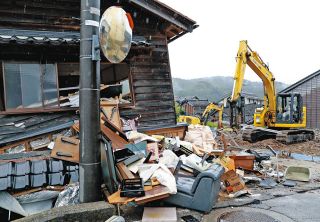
<box><xmin>0</xmin><ymin>0</ymin><xmax>198</xmax><ymax>152</ymax></box>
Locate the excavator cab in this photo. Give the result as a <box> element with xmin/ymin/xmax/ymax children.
<box><xmin>276</xmin><ymin>93</ymin><xmax>303</xmax><ymax>124</ymax></box>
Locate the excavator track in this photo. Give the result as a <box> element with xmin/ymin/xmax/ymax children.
<box><xmin>242</xmin><ymin>128</ymin><xmax>276</xmax><ymax>143</ymax></box>
<box><xmin>242</xmin><ymin>127</ymin><xmax>315</xmax><ymax>144</ymax></box>
<box><xmin>276</xmin><ymin>129</ymin><xmax>315</xmax><ymax>144</ymax></box>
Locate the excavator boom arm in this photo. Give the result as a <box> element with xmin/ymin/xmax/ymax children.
<box><xmin>230</xmin><ymin>40</ymin><xmax>277</xmax><ymax>112</ymax></box>
<box><xmin>201</xmin><ymin>103</ymin><xmax>224</xmax><ymax>127</ymax></box>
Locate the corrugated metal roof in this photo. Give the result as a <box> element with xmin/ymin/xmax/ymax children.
<box><xmin>280</xmin><ymin>69</ymin><xmax>320</xmax><ymax>93</ymax></box>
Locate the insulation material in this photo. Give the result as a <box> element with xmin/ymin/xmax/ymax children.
<box><xmin>184</xmin><ymin>125</ymin><xmax>216</xmax><ymax>152</ymax></box>
<box><xmin>54</xmin><ymin>183</ymin><xmax>79</xmax><ymax>207</ymax></box>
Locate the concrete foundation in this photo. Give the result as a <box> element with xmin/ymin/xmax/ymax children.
<box><xmin>15</xmin><ymin>201</ymin><xmax>115</xmax><ymax>222</ymax></box>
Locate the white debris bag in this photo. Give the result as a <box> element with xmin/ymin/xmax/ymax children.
<box><xmin>184</xmin><ymin>124</ymin><xmax>216</xmax><ymax>152</ymax></box>
<box><xmin>138</xmin><ymin>164</ymin><xmax>177</xmax><ymax>194</ymax></box>
<box><xmin>159</xmin><ymin>150</ymin><xmax>179</xmax><ymax>169</ymax></box>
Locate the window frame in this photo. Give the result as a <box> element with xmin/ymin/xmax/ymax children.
<box><xmin>2</xmin><ymin>61</ymin><xmax>60</xmax><ymax>112</ymax></box>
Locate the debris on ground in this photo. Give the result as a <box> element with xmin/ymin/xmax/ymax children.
<box><xmin>0</xmin><ymin>98</ymin><xmax>319</xmax><ymax>221</ymax></box>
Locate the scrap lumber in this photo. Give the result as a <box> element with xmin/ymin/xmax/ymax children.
<box><xmin>107</xmin><ymin>190</ymin><xmax>136</xmax><ymax>205</ymax></box>
<box><xmin>101</xmin><ymin>124</ymin><xmax>128</xmax><ymax>149</ymax></box>
<box><xmin>142</xmin><ymin>125</ymin><xmax>188</xmax><ymax>140</ymax></box>
<box><xmin>116</xmin><ymin>162</ymin><xmax>135</xmax><ymax>179</ymax></box>
<box><xmin>51</xmin><ymin>136</ymin><xmax>80</xmax><ymax>163</ymax></box>
<box><xmin>135</xmin><ymin>185</ymin><xmax>170</xmax><ymax>205</ymax></box>
<box><xmin>107</xmin><ymin>185</ymin><xmax>168</xmax><ymax>205</ymax></box>
<box><xmin>100</xmin><ymin>101</ymin><xmax>122</xmax><ymax>130</ymax></box>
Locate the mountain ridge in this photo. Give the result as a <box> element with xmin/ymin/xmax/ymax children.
<box><xmin>173</xmin><ymin>76</ymin><xmax>288</xmax><ymax>102</ymax></box>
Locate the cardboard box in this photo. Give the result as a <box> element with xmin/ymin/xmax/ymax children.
<box><xmin>221</xmin><ymin>170</ymin><xmax>245</xmax><ymax>193</ymax></box>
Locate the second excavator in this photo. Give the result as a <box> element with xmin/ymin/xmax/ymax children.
<box><xmin>178</xmin><ymin>102</ymin><xmax>224</xmax><ymax>128</ymax></box>
<box><xmin>229</xmin><ymin>40</ymin><xmax>314</xmax><ymax>143</ymax></box>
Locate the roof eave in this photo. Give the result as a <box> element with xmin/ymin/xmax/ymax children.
<box><xmin>280</xmin><ymin>69</ymin><xmax>320</xmax><ymax>93</ymax></box>
<box><xmin>127</xmin><ymin>0</ymin><xmax>197</xmax><ymax>32</ymax></box>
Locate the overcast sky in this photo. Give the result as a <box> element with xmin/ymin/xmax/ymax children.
<box><xmin>159</xmin><ymin>0</ymin><xmax>320</xmax><ymax>84</ymax></box>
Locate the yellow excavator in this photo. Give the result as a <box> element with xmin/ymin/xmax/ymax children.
<box><xmin>178</xmin><ymin>103</ymin><xmax>224</xmax><ymax>128</ymax></box>
<box><xmin>230</xmin><ymin>40</ymin><xmax>314</xmax><ymax>143</ymax></box>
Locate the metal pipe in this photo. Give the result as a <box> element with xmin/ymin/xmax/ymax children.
<box><xmin>79</xmin><ymin>0</ymin><xmax>101</xmax><ymax>202</ymax></box>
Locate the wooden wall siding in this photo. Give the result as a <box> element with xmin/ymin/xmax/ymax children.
<box><xmin>0</xmin><ymin>0</ymin><xmax>170</xmax><ymax>34</ymax></box>
<box><xmin>120</xmin><ymin>35</ymin><xmax>177</xmax><ymax>130</ymax></box>
<box><xmin>283</xmin><ymin>74</ymin><xmax>320</xmax><ymax>129</ymax></box>
<box><xmin>0</xmin><ymin>1</ymin><xmax>180</xmax><ymax>129</ymax></box>
<box><xmin>0</xmin><ymin>0</ymin><xmax>80</xmax><ymax>31</ymax></box>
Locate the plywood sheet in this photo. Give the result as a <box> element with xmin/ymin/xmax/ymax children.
<box><xmin>51</xmin><ymin>136</ymin><xmax>79</xmax><ymax>163</ymax></box>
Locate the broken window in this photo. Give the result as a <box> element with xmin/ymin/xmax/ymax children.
<box><xmin>120</xmin><ymin>79</ymin><xmax>132</xmax><ymax>105</ymax></box>
<box><xmin>43</xmin><ymin>64</ymin><xmax>59</xmax><ymax>107</ymax></box>
<box><xmin>1</xmin><ymin>61</ymin><xmax>134</xmax><ymax>112</ymax></box>
<box><xmin>57</xmin><ymin>63</ymin><xmax>80</xmax><ymax>97</ymax></box>
<box><xmin>57</xmin><ymin>62</ymin><xmax>134</xmax><ymax>106</ymax></box>
<box><xmin>101</xmin><ymin>63</ymin><xmax>134</xmax><ymax>106</ymax></box>
<box><xmin>2</xmin><ymin>62</ymin><xmax>58</xmax><ymax>110</ymax></box>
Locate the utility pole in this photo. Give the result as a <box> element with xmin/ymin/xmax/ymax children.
<box><xmin>79</xmin><ymin>0</ymin><xmax>101</xmax><ymax>202</ymax></box>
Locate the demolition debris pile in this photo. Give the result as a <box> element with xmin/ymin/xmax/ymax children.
<box><xmin>0</xmin><ymin>97</ymin><xmax>318</xmax><ymax>221</ymax></box>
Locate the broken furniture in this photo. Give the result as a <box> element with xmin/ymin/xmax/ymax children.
<box><xmin>107</xmin><ymin>185</ymin><xmax>171</xmax><ymax>205</ymax></box>
<box><xmin>228</xmin><ymin>152</ymin><xmax>255</xmax><ymax>170</ymax></box>
<box><xmin>135</xmin><ymin>185</ymin><xmax>170</xmax><ymax>205</ymax></box>
<box><xmin>165</xmin><ymin>163</ymin><xmax>224</xmax><ymax>212</ymax></box>
<box><xmin>141</xmin><ymin>123</ymin><xmax>188</xmax><ymax>140</ymax></box>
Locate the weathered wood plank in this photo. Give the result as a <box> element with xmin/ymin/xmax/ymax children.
<box><xmin>138</xmin><ymin>113</ymin><xmax>176</xmax><ymax>122</ymax></box>
<box><xmin>134</xmin><ymin>100</ymin><xmax>174</xmax><ymax>107</ymax></box>
<box><xmin>134</xmin><ymin>86</ymin><xmax>172</xmax><ymax>94</ymax></box>
<box><xmin>133</xmin><ymin>80</ymin><xmax>172</xmax><ymax>87</ymax></box>
<box><xmin>132</xmin><ymin>74</ymin><xmax>171</xmax><ymax>81</ymax></box>
<box><xmin>131</xmin><ymin>62</ymin><xmax>168</xmax><ymax>66</ymax></box>
<box><xmin>139</xmin><ymin>119</ymin><xmax>176</xmax><ymax>128</ymax></box>
<box><xmin>151</xmin><ymin>51</ymin><xmax>168</xmax><ymax>58</ymax></box>
<box><xmin>134</xmin><ymin>93</ymin><xmax>174</xmax><ymax>101</ymax></box>
<box><xmin>120</xmin><ymin>106</ymin><xmax>174</xmax><ymax>115</ymax></box>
